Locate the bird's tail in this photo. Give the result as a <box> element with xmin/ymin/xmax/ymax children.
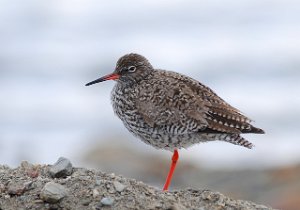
<box><xmin>221</xmin><ymin>134</ymin><xmax>254</xmax><ymax>149</ymax></box>
<box><xmin>241</xmin><ymin>125</ymin><xmax>265</xmax><ymax>134</ymax></box>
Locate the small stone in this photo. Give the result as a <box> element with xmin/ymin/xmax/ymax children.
<box><xmin>125</xmin><ymin>196</ymin><xmax>135</xmax><ymax>208</ymax></box>
<box><xmin>48</xmin><ymin>204</ymin><xmax>59</xmax><ymax>210</ymax></box>
<box><xmin>113</xmin><ymin>181</ymin><xmax>126</xmax><ymax>192</ymax></box>
<box><xmin>34</xmin><ymin>199</ymin><xmax>44</xmax><ymax>204</ymax></box>
<box><xmin>95</xmin><ymin>179</ymin><xmax>102</xmax><ymax>186</ymax></box>
<box><xmin>33</xmin><ymin>181</ymin><xmax>44</xmax><ymax>189</ymax></box>
<box><xmin>0</xmin><ymin>183</ymin><xmax>5</xmax><ymax>193</ymax></box>
<box><xmin>167</xmin><ymin>204</ymin><xmax>187</xmax><ymax>210</ymax></box>
<box><xmin>40</xmin><ymin>182</ymin><xmax>67</xmax><ymax>203</ymax></box>
<box><xmin>27</xmin><ymin>168</ymin><xmax>39</xmax><ymax>178</ymax></box>
<box><xmin>100</xmin><ymin>197</ymin><xmax>114</xmax><ymax>206</ymax></box>
<box><xmin>24</xmin><ymin>181</ymin><xmax>33</xmax><ymax>190</ymax></box>
<box><xmin>108</xmin><ymin>187</ymin><xmax>115</xmax><ymax>194</ymax></box>
<box><xmin>20</xmin><ymin>161</ymin><xmax>40</xmax><ymax>178</ymax></box>
<box><xmin>7</xmin><ymin>182</ymin><xmax>26</xmax><ymax>195</ymax></box>
<box><xmin>92</xmin><ymin>188</ymin><xmax>100</xmax><ymax>198</ymax></box>
<box><xmin>81</xmin><ymin>198</ymin><xmax>92</xmax><ymax>206</ymax></box>
<box><xmin>201</xmin><ymin>190</ymin><xmax>213</xmax><ymax>200</ymax></box>
<box><xmin>49</xmin><ymin>157</ymin><xmax>73</xmax><ymax>178</ymax></box>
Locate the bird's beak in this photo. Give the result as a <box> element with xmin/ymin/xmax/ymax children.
<box><xmin>85</xmin><ymin>73</ymin><xmax>120</xmax><ymax>86</ymax></box>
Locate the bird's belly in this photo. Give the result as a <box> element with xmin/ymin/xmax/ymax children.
<box><xmin>113</xmin><ymin>105</ymin><xmax>204</xmax><ymax>150</ymax></box>
<box><xmin>111</xmin><ymin>85</ymin><xmax>211</xmax><ymax>150</ymax></box>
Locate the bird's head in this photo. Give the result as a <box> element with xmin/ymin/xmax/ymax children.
<box><xmin>85</xmin><ymin>53</ymin><xmax>153</xmax><ymax>86</ymax></box>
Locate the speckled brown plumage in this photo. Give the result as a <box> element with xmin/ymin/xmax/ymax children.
<box><xmin>87</xmin><ymin>53</ymin><xmax>264</xmax><ymax>150</ymax></box>
<box><xmin>86</xmin><ymin>53</ymin><xmax>265</xmax><ymax>191</ymax></box>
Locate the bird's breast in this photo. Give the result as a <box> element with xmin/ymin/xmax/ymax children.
<box><xmin>110</xmin><ymin>83</ymin><xmax>141</xmax><ymax>127</ymax></box>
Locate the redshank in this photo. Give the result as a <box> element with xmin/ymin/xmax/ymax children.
<box><xmin>86</xmin><ymin>53</ymin><xmax>264</xmax><ymax>191</ymax></box>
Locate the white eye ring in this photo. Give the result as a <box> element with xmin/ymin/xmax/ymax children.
<box><xmin>128</xmin><ymin>66</ymin><xmax>136</xmax><ymax>72</ymax></box>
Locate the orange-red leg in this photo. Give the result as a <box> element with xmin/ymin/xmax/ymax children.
<box><xmin>163</xmin><ymin>149</ymin><xmax>179</xmax><ymax>191</ymax></box>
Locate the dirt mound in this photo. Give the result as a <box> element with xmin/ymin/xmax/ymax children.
<box><xmin>0</xmin><ymin>158</ymin><xmax>274</xmax><ymax>210</ymax></box>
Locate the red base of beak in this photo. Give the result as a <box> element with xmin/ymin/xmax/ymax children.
<box><xmin>86</xmin><ymin>73</ymin><xmax>120</xmax><ymax>86</ymax></box>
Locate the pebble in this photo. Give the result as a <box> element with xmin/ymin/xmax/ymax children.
<box><xmin>100</xmin><ymin>197</ymin><xmax>114</xmax><ymax>206</ymax></box>
<box><xmin>92</xmin><ymin>188</ymin><xmax>100</xmax><ymax>198</ymax></box>
<box><xmin>167</xmin><ymin>204</ymin><xmax>187</xmax><ymax>210</ymax></box>
<box><xmin>24</xmin><ymin>181</ymin><xmax>33</xmax><ymax>190</ymax></box>
<box><xmin>95</xmin><ymin>179</ymin><xmax>102</xmax><ymax>186</ymax></box>
<box><xmin>81</xmin><ymin>198</ymin><xmax>92</xmax><ymax>206</ymax></box>
<box><xmin>7</xmin><ymin>182</ymin><xmax>28</xmax><ymax>195</ymax></box>
<box><xmin>49</xmin><ymin>157</ymin><xmax>73</xmax><ymax>178</ymax></box>
<box><xmin>27</xmin><ymin>168</ymin><xmax>39</xmax><ymax>178</ymax></box>
<box><xmin>113</xmin><ymin>181</ymin><xmax>126</xmax><ymax>192</ymax></box>
<box><xmin>20</xmin><ymin>161</ymin><xmax>39</xmax><ymax>178</ymax></box>
<box><xmin>40</xmin><ymin>182</ymin><xmax>68</xmax><ymax>203</ymax></box>
<box><xmin>0</xmin><ymin>183</ymin><xmax>5</xmax><ymax>193</ymax></box>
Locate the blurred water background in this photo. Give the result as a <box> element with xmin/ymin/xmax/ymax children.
<box><xmin>0</xmin><ymin>0</ymin><xmax>300</xmax><ymax>208</ymax></box>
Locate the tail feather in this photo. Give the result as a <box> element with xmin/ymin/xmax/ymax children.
<box><xmin>242</xmin><ymin>126</ymin><xmax>265</xmax><ymax>134</ymax></box>
<box><xmin>222</xmin><ymin>134</ymin><xmax>254</xmax><ymax>149</ymax></box>
<box><xmin>207</xmin><ymin>111</ymin><xmax>265</xmax><ymax>135</ymax></box>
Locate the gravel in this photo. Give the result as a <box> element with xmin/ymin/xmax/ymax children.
<box><xmin>0</xmin><ymin>159</ymin><xmax>276</xmax><ymax>210</ymax></box>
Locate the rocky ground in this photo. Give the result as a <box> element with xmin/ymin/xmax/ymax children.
<box><xmin>0</xmin><ymin>158</ymin><xmax>274</xmax><ymax>210</ymax></box>
<box><xmin>83</xmin><ymin>142</ymin><xmax>300</xmax><ymax>209</ymax></box>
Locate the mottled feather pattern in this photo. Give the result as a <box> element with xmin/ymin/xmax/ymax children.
<box><xmin>86</xmin><ymin>53</ymin><xmax>265</xmax><ymax>192</ymax></box>
<box><xmin>109</xmin><ymin>54</ymin><xmax>264</xmax><ymax>150</ymax></box>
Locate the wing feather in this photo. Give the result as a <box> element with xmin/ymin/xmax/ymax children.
<box><xmin>136</xmin><ymin>70</ymin><xmax>263</xmax><ymax>135</ymax></box>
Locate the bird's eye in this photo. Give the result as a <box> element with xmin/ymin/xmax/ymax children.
<box><xmin>128</xmin><ymin>66</ymin><xmax>136</xmax><ymax>72</ymax></box>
